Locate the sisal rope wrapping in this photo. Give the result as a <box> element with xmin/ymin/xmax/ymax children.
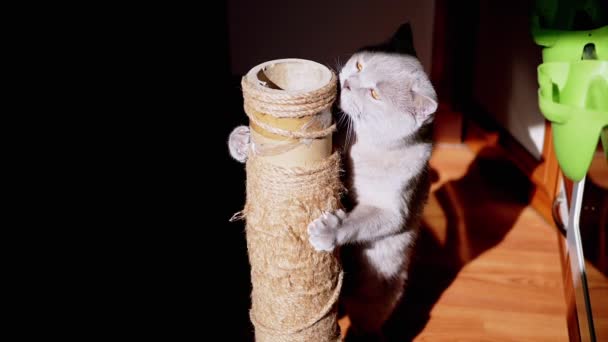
<box><xmin>241</xmin><ymin>73</ymin><xmax>337</xmax><ymax>118</ymax></box>
<box><xmin>238</xmin><ymin>59</ymin><xmax>343</xmax><ymax>341</ymax></box>
<box><xmin>244</xmin><ymin>153</ymin><xmax>344</xmax><ymax>341</ymax></box>
<box><xmin>244</xmin><ymin>104</ymin><xmax>337</xmax><ymax>140</ymax></box>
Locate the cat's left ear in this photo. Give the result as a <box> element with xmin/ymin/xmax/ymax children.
<box><xmin>390</xmin><ymin>22</ymin><xmax>417</xmax><ymax>57</ymax></box>
<box><xmin>411</xmin><ymin>90</ymin><xmax>438</xmax><ymax>119</ymax></box>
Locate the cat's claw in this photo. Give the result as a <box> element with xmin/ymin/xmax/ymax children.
<box><xmin>307</xmin><ymin>209</ymin><xmax>346</xmax><ymax>252</ymax></box>
<box><xmin>228</xmin><ymin>125</ymin><xmax>250</xmax><ymax>163</ymax></box>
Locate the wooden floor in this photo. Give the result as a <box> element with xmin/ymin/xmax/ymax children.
<box><xmin>339</xmin><ymin>144</ymin><xmax>569</xmax><ymax>341</ymax></box>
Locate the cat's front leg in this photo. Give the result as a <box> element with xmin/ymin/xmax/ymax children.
<box><xmin>307</xmin><ymin>209</ymin><xmax>347</xmax><ymax>252</ymax></box>
<box><xmin>228</xmin><ymin>125</ymin><xmax>250</xmax><ymax>163</ymax></box>
<box><xmin>336</xmin><ymin>205</ymin><xmax>403</xmax><ymax>245</ymax></box>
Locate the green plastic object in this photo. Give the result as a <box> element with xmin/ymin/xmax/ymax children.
<box><xmin>538</xmin><ymin>61</ymin><xmax>608</xmax><ymax>180</ymax></box>
<box><xmin>533</xmin><ymin>25</ymin><xmax>608</xmax><ymax>62</ymax></box>
<box><xmin>532</xmin><ymin>0</ymin><xmax>608</xmax><ymax>181</ymax></box>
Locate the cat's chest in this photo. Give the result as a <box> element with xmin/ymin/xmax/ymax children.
<box><xmin>348</xmin><ymin>144</ymin><xmax>428</xmax><ymax>197</ymax></box>
<box><xmin>350</xmin><ymin>145</ymin><xmax>424</xmax><ymax>177</ymax></box>
<box><xmin>351</xmin><ymin>152</ymin><xmax>402</xmax><ymax>177</ymax></box>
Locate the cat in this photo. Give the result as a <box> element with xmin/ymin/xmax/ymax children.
<box><xmin>308</xmin><ymin>22</ymin><xmax>437</xmax><ymax>339</ymax></box>
<box><xmin>228</xmin><ymin>22</ymin><xmax>437</xmax><ymax>339</ymax></box>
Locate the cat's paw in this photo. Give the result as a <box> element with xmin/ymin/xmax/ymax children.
<box><xmin>228</xmin><ymin>125</ymin><xmax>250</xmax><ymax>163</ymax></box>
<box><xmin>307</xmin><ymin>209</ymin><xmax>346</xmax><ymax>252</ymax></box>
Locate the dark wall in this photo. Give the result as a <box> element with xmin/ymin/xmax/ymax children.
<box><xmin>472</xmin><ymin>0</ymin><xmax>545</xmax><ymax>159</ymax></box>
<box><xmin>227</xmin><ymin>0</ymin><xmax>435</xmax><ymax>76</ymax></box>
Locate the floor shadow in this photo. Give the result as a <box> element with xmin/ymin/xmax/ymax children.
<box><xmin>383</xmin><ymin>146</ymin><xmax>533</xmax><ymax>341</ymax></box>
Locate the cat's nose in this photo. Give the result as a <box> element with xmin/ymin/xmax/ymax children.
<box><xmin>343</xmin><ymin>79</ymin><xmax>350</xmax><ymax>90</ymax></box>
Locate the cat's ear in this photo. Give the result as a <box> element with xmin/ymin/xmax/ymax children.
<box><xmin>411</xmin><ymin>90</ymin><xmax>438</xmax><ymax>119</ymax></box>
<box><xmin>389</xmin><ymin>22</ymin><xmax>417</xmax><ymax>56</ymax></box>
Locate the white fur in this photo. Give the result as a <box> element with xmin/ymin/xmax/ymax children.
<box><xmin>228</xmin><ymin>125</ymin><xmax>250</xmax><ymax>163</ymax></box>
<box><xmin>308</xmin><ymin>51</ymin><xmax>437</xmax><ymax>335</ymax></box>
<box><xmin>308</xmin><ymin>209</ymin><xmax>346</xmax><ymax>251</ymax></box>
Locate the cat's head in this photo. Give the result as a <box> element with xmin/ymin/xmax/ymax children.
<box><xmin>339</xmin><ymin>23</ymin><xmax>437</xmax><ymax>145</ymax></box>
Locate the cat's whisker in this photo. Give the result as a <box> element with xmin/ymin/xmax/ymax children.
<box><xmin>346</xmin><ymin>115</ymin><xmax>355</xmax><ymax>148</ymax></box>
<box><xmin>334</xmin><ymin>57</ymin><xmax>343</xmax><ymax>72</ymax></box>
<box><xmin>337</xmin><ymin>111</ymin><xmax>348</xmax><ymax>126</ymax></box>
<box><xmin>345</xmin><ymin>118</ymin><xmax>351</xmax><ymax>147</ymax></box>
<box><xmin>334</xmin><ymin>54</ymin><xmax>349</xmax><ymax>72</ymax></box>
<box><xmin>345</xmin><ymin>123</ymin><xmax>350</xmax><ymax>147</ymax></box>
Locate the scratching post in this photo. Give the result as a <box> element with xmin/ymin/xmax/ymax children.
<box><xmin>240</xmin><ymin>59</ymin><xmax>343</xmax><ymax>341</ymax></box>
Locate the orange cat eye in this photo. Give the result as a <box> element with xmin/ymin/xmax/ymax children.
<box><xmin>371</xmin><ymin>89</ymin><xmax>380</xmax><ymax>100</ymax></box>
<box><xmin>356</xmin><ymin>61</ymin><xmax>363</xmax><ymax>72</ymax></box>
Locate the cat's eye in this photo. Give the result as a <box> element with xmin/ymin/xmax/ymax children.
<box><xmin>370</xmin><ymin>89</ymin><xmax>380</xmax><ymax>100</ymax></box>
<box><xmin>356</xmin><ymin>61</ymin><xmax>363</xmax><ymax>72</ymax></box>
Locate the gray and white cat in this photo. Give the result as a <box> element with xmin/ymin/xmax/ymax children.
<box><xmin>229</xmin><ymin>23</ymin><xmax>437</xmax><ymax>338</ymax></box>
